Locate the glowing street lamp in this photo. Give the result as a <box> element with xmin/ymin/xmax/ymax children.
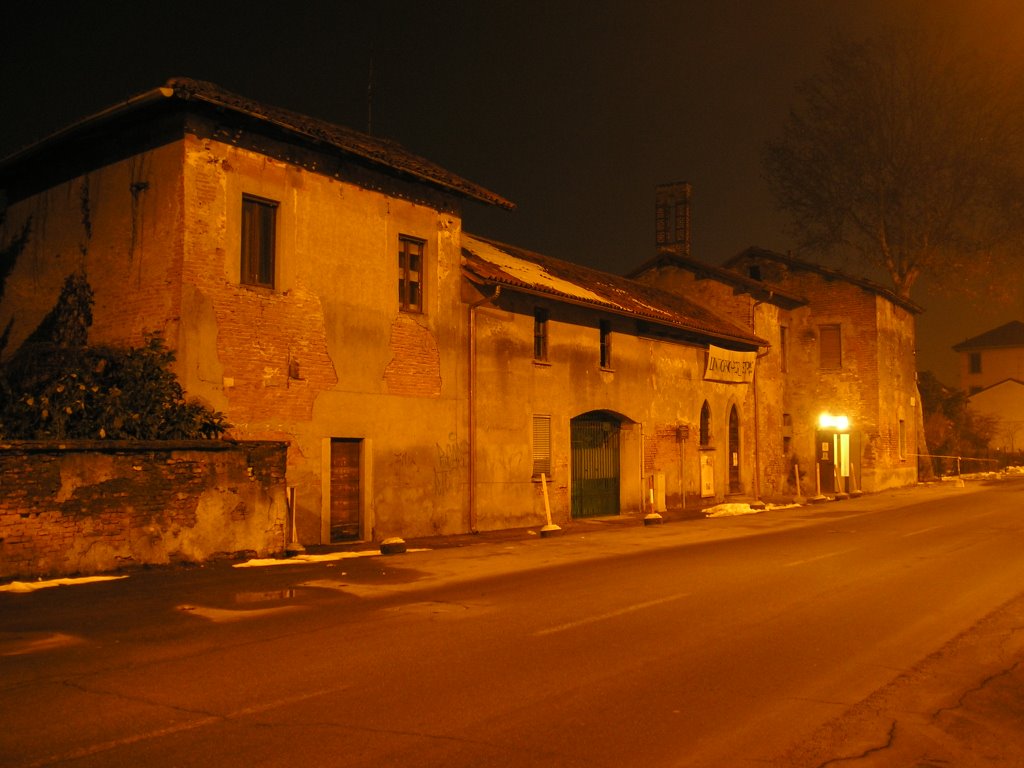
<box><xmin>818</xmin><ymin>412</ymin><xmax>849</xmax><ymax>431</ymax></box>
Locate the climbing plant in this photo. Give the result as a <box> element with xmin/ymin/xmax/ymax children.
<box><xmin>0</xmin><ymin>271</ymin><xmax>229</xmax><ymax>440</ymax></box>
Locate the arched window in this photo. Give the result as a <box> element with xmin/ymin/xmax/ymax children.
<box><xmin>699</xmin><ymin>401</ymin><xmax>712</xmax><ymax>447</ymax></box>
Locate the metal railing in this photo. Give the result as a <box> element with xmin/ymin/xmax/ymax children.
<box><xmin>909</xmin><ymin>453</ymin><xmax>1001</xmax><ymax>477</ymax></box>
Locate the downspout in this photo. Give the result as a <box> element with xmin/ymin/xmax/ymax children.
<box><xmin>751</xmin><ymin>299</ymin><xmax>770</xmax><ymax>502</ymax></box>
<box><xmin>468</xmin><ymin>284</ymin><xmax>502</xmax><ymax>533</ymax></box>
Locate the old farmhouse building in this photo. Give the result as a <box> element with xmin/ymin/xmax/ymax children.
<box><xmin>0</xmin><ymin>80</ymin><xmax>920</xmax><ymax>550</ymax></box>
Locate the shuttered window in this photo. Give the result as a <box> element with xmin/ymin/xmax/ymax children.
<box><xmin>398</xmin><ymin>236</ymin><xmax>425</xmax><ymax>312</ymax></box>
<box><xmin>819</xmin><ymin>324</ymin><xmax>842</xmax><ymax>369</ymax></box>
<box><xmin>532</xmin><ymin>414</ymin><xmax>552</xmax><ymax>478</ymax></box>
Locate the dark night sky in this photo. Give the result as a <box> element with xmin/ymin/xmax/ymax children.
<box><xmin>3</xmin><ymin>0</ymin><xmax>1023</xmax><ymax>383</ymax></box>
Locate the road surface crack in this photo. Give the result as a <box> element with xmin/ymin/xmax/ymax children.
<box><xmin>931</xmin><ymin>659</ymin><xmax>1022</xmax><ymax>720</ymax></box>
<box><xmin>814</xmin><ymin>719</ymin><xmax>897</xmax><ymax>767</ymax></box>
<box><xmin>62</xmin><ymin>678</ymin><xmax>217</xmax><ymax>719</ymax></box>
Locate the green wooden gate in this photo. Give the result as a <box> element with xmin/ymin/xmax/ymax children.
<box><xmin>571</xmin><ymin>415</ymin><xmax>620</xmax><ymax>518</ymax></box>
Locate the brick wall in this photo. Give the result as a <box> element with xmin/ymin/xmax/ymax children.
<box><xmin>0</xmin><ymin>440</ymin><xmax>287</xmax><ymax>580</ymax></box>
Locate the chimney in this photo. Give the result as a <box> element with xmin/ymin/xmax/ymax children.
<box><xmin>655</xmin><ymin>182</ymin><xmax>691</xmax><ymax>257</ymax></box>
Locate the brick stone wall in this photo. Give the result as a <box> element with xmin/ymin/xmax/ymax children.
<box><xmin>0</xmin><ymin>440</ymin><xmax>287</xmax><ymax>580</ymax></box>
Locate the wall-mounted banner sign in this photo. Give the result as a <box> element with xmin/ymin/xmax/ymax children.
<box><xmin>704</xmin><ymin>345</ymin><xmax>756</xmax><ymax>383</ymax></box>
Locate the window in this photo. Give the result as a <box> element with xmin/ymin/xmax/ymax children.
<box><xmin>779</xmin><ymin>326</ymin><xmax>788</xmax><ymax>373</ymax></box>
<box><xmin>398</xmin><ymin>236</ymin><xmax>425</xmax><ymax>312</ymax></box>
<box><xmin>898</xmin><ymin>419</ymin><xmax>907</xmax><ymax>460</ymax></box>
<box><xmin>699</xmin><ymin>401</ymin><xmax>712</xmax><ymax>447</ymax></box>
<box><xmin>241</xmin><ymin>195</ymin><xmax>277</xmax><ymax>287</ymax></box>
<box><xmin>968</xmin><ymin>352</ymin><xmax>982</xmax><ymax>374</ymax></box>
<box><xmin>599</xmin><ymin>320</ymin><xmax>612</xmax><ymax>368</ymax></box>
<box><xmin>532</xmin><ymin>414</ymin><xmax>552</xmax><ymax>478</ymax></box>
<box><xmin>534</xmin><ymin>308</ymin><xmax>549</xmax><ymax>361</ymax></box>
<box><xmin>818</xmin><ymin>324</ymin><xmax>842</xmax><ymax>369</ymax></box>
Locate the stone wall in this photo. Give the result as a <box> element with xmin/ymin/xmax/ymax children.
<box><xmin>0</xmin><ymin>440</ymin><xmax>288</xmax><ymax>580</ymax></box>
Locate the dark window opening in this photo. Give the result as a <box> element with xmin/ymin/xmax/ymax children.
<box><xmin>968</xmin><ymin>352</ymin><xmax>982</xmax><ymax>374</ymax></box>
<box><xmin>699</xmin><ymin>401</ymin><xmax>712</xmax><ymax>447</ymax></box>
<box><xmin>534</xmin><ymin>308</ymin><xmax>549</xmax><ymax>361</ymax></box>
<box><xmin>600</xmin><ymin>320</ymin><xmax>612</xmax><ymax>368</ymax></box>
<box><xmin>241</xmin><ymin>195</ymin><xmax>277</xmax><ymax>287</ymax></box>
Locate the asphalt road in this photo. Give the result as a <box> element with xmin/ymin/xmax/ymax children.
<box><xmin>2</xmin><ymin>478</ymin><xmax>1023</xmax><ymax>767</ymax></box>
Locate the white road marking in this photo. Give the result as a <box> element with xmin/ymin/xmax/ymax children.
<box><xmin>783</xmin><ymin>549</ymin><xmax>856</xmax><ymax>567</ymax></box>
<box><xmin>23</xmin><ymin>687</ymin><xmax>344</xmax><ymax>768</ymax></box>
<box><xmin>534</xmin><ymin>593</ymin><xmax>689</xmax><ymax>637</ymax></box>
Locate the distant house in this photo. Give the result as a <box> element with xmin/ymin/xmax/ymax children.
<box><xmin>952</xmin><ymin>321</ymin><xmax>1024</xmax><ymax>452</ymax></box>
<box><xmin>952</xmin><ymin>320</ymin><xmax>1024</xmax><ymax>395</ymax></box>
<box><xmin>630</xmin><ymin>184</ymin><xmax>922</xmax><ymax>495</ymax></box>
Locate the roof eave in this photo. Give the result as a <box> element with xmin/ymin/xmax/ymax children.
<box><xmin>463</xmin><ymin>268</ymin><xmax>765</xmax><ymax>350</ymax></box>
<box><xmin>1</xmin><ymin>86</ymin><xmax>174</xmax><ymax>169</ymax></box>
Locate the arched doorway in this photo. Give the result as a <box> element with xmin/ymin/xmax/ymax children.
<box><xmin>728</xmin><ymin>405</ymin><xmax>741</xmax><ymax>494</ymax></box>
<box><xmin>571</xmin><ymin>411</ymin><xmax>621</xmax><ymax>518</ymax></box>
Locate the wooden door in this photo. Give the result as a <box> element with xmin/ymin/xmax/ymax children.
<box><xmin>728</xmin><ymin>406</ymin><xmax>741</xmax><ymax>494</ymax></box>
<box><xmin>330</xmin><ymin>438</ymin><xmax>361</xmax><ymax>542</ymax></box>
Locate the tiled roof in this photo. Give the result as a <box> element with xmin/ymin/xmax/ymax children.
<box><xmin>0</xmin><ymin>78</ymin><xmax>514</xmax><ymax>211</ymax></box>
<box><xmin>724</xmin><ymin>247</ymin><xmax>923</xmax><ymax>314</ymax></box>
<box><xmin>462</xmin><ymin>234</ymin><xmax>765</xmax><ymax>348</ymax></box>
<box><xmin>953</xmin><ymin>320</ymin><xmax>1024</xmax><ymax>351</ymax></box>
<box><xmin>627</xmin><ymin>248</ymin><xmax>806</xmax><ymax>310</ymax></box>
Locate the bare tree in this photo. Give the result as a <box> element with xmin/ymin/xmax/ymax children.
<box><xmin>765</xmin><ymin>28</ymin><xmax>1024</xmax><ymax>300</ymax></box>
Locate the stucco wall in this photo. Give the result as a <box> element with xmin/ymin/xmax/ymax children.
<box><xmin>959</xmin><ymin>346</ymin><xmax>1024</xmax><ymax>393</ymax></box>
<box><xmin>0</xmin><ymin>440</ymin><xmax>287</xmax><ymax>580</ymax></box>
<box><xmin>633</xmin><ymin>257</ymin><xmax>919</xmax><ymax>494</ymax></box>
<box><xmin>0</xmin><ymin>143</ymin><xmax>186</xmax><ymax>356</ymax></box>
<box><xmin>0</xmin><ymin>130</ymin><xmax>473</xmax><ymax>545</ymax></box>
<box><xmin>969</xmin><ymin>381</ymin><xmax>1024</xmax><ymax>451</ymax></box>
<box><xmin>471</xmin><ymin>290</ymin><xmax>757</xmax><ymax>529</ymax></box>
<box><xmin>175</xmin><ymin>133</ymin><xmax>470</xmax><ymax>543</ymax></box>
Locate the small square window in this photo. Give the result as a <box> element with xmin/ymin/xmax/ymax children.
<box><xmin>399</xmin><ymin>236</ymin><xmax>425</xmax><ymax>312</ymax></box>
<box><xmin>241</xmin><ymin>195</ymin><xmax>277</xmax><ymax>287</ymax></box>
